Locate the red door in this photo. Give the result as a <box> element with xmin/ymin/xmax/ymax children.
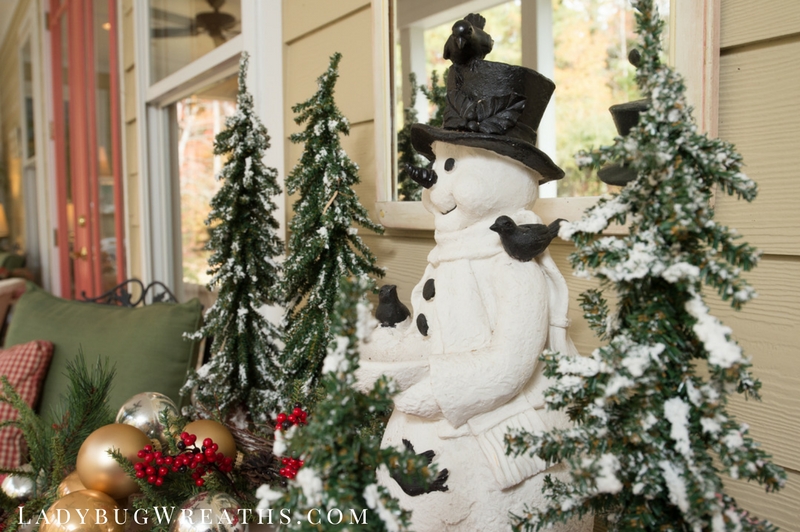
<box><xmin>49</xmin><ymin>0</ymin><xmax>125</xmax><ymax>299</ymax></box>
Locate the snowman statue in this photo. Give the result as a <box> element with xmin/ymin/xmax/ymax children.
<box><xmin>356</xmin><ymin>14</ymin><xmax>591</xmax><ymax>532</ymax></box>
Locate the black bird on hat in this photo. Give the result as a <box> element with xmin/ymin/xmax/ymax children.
<box><xmin>407</xmin><ymin>13</ymin><xmax>565</xmax><ymax>188</ymax></box>
<box><xmin>490</xmin><ymin>216</ymin><xmax>566</xmax><ymax>262</ymax></box>
<box><xmin>443</xmin><ymin>13</ymin><xmax>494</xmax><ymax>66</ymax></box>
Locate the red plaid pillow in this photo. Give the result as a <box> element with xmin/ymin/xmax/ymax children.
<box><xmin>0</xmin><ymin>340</ymin><xmax>54</xmax><ymax>474</ymax></box>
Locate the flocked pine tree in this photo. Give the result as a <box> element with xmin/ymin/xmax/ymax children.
<box><xmin>257</xmin><ymin>276</ymin><xmax>429</xmax><ymax>531</ymax></box>
<box><xmin>506</xmin><ymin>1</ymin><xmax>786</xmax><ymax>530</ymax></box>
<box><xmin>281</xmin><ymin>52</ymin><xmax>384</xmax><ymax>401</ymax></box>
<box><xmin>397</xmin><ymin>72</ymin><xmax>426</xmax><ymax>201</ymax></box>
<box><xmin>420</xmin><ymin>69</ymin><xmax>447</xmax><ymax>129</ymax></box>
<box><xmin>183</xmin><ymin>52</ymin><xmax>284</xmax><ymax>421</ymax></box>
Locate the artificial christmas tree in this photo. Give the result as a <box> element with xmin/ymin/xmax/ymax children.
<box><xmin>183</xmin><ymin>52</ymin><xmax>285</xmax><ymax>420</ymax></box>
<box><xmin>260</xmin><ymin>276</ymin><xmax>430</xmax><ymax>531</ymax></box>
<box><xmin>281</xmin><ymin>52</ymin><xmax>385</xmax><ymax>401</ymax></box>
<box><xmin>506</xmin><ymin>1</ymin><xmax>787</xmax><ymax>530</ymax></box>
<box><xmin>396</xmin><ymin>73</ymin><xmax>426</xmax><ymax>202</ymax></box>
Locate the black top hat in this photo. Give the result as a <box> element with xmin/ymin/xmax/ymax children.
<box><xmin>410</xmin><ymin>44</ymin><xmax>564</xmax><ymax>183</ymax></box>
<box><xmin>597</xmin><ymin>98</ymin><xmax>649</xmax><ymax>186</ymax></box>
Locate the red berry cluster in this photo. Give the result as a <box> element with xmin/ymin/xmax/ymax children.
<box><xmin>133</xmin><ymin>433</ymin><xmax>234</xmax><ymax>488</ymax></box>
<box><xmin>276</xmin><ymin>403</ymin><xmax>308</xmax><ymax>431</ymax></box>
<box><xmin>279</xmin><ymin>456</ymin><xmax>304</xmax><ymax>479</ymax></box>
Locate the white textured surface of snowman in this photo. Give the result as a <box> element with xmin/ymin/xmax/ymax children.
<box><xmin>356</xmin><ymin>141</ymin><xmax>592</xmax><ymax>531</ymax></box>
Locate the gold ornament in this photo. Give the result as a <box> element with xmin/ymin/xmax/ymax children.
<box><xmin>182</xmin><ymin>420</ymin><xmax>237</xmax><ymax>458</ymax></box>
<box><xmin>76</xmin><ymin>423</ymin><xmax>150</xmax><ymax>499</ymax></box>
<box><xmin>40</xmin><ymin>490</ymin><xmax>123</xmax><ymax>532</ymax></box>
<box><xmin>169</xmin><ymin>492</ymin><xmax>245</xmax><ymax>532</ymax></box>
<box><xmin>115</xmin><ymin>391</ymin><xmax>179</xmax><ymax>448</ymax></box>
<box><xmin>57</xmin><ymin>471</ymin><xmax>87</xmax><ymax>498</ymax></box>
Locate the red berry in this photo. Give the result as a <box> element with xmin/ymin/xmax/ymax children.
<box><xmin>144</xmin><ymin>453</ymin><xmax>154</xmax><ymax>463</ymax></box>
<box><xmin>180</xmin><ymin>432</ymin><xmax>189</xmax><ymax>439</ymax></box>
<box><xmin>299</xmin><ymin>460</ymin><xmax>304</xmax><ymax>467</ymax></box>
<box><xmin>281</xmin><ymin>457</ymin><xmax>290</xmax><ymax>465</ymax></box>
<box><xmin>279</xmin><ymin>468</ymin><xmax>288</xmax><ymax>477</ymax></box>
<box><xmin>155</xmin><ymin>458</ymin><xmax>164</xmax><ymax>465</ymax></box>
<box><xmin>137</xmin><ymin>450</ymin><xmax>146</xmax><ymax>459</ymax></box>
<box><xmin>203</xmin><ymin>438</ymin><xmax>213</xmax><ymax>447</ymax></box>
<box><xmin>159</xmin><ymin>467</ymin><xmax>168</xmax><ymax>476</ymax></box>
<box><xmin>195</xmin><ymin>478</ymin><xmax>205</xmax><ymax>487</ymax></box>
<box><xmin>146</xmin><ymin>466</ymin><xmax>156</xmax><ymax>476</ymax></box>
<box><xmin>147</xmin><ymin>475</ymin><xmax>156</xmax><ymax>484</ymax></box>
<box><xmin>276</xmin><ymin>413</ymin><xmax>287</xmax><ymax>424</ymax></box>
<box><xmin>164</xmin><ymin>456</ymin><xmax>173</xmax><ymax>465</ymax></box>
<box><xmin>288</xmin><ymin>415</ymin><xmax>297</xmax><ymax>424</ymax></box>
<box><xmin>211</xmin><ymin>443</ymin><xmax>218</xmax><ymax>452</ymax></box>
<box><xmin>286</xmin><ymin>470</ymin><xmax>296</xmax><ymax>479</ymax></box>
<box><xmin>135</xmin><ymin>471</ymin><xmax>145</xmax><ymax>479</ymax></box>
<box><xmin>171</xmin><ymin>466</ymin><xmax>179</xmax><ymax>473</ymax></box>
<box><xmin>144</xmin><ymin>445</ymin><xmax>153</xmax><ymax>452</ymax></box>
<box><xmin>188</xmin><ymin>434</ymin><xmax>197</xmax><ymax>444</ymax></box>
<box><xmin>133</xmin><ymin>462</ymin><xmax>145</xmax><ymax>471</ymax></box>
<box><xmin>155</xmin><ymin>477</ymin><xmax>163</xmax><ymax>487</ymax></box>
<box><xmin>292</xmin><ymin>407</ymin><xmax>303</xmax><ymax>417</ymax></box>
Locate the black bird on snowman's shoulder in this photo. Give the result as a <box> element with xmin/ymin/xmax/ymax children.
<box><xmin>490</xmin><ymin>216</ymin><xmax>566</xmax><ymax>262</ymax></box>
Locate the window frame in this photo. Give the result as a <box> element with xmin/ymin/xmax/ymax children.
<box><xmin>132</xmin><ymin>0</ymin><xmax>286</xmax><ymax>294</ymax></box>
<box><xmin>372</xmin><ymin>0</ymin><xmax>719</xmax><ymax>232</ymax></box>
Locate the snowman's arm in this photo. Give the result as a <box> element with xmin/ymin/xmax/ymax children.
<box><xmin>397</xmin><ymin>258</ymin><xmax>549</xmax><ymax>427</ymax></box>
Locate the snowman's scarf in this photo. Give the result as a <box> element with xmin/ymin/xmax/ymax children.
<box><xmin>428</xmin><ymin>207</ymin><xmax>575</xmax><ymax>359</ymax></box>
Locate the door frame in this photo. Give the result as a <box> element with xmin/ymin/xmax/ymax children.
<box><xmin>48</xmin><ymin>0</ymin><xmax>126</xmax><ymax>298</ymax></box>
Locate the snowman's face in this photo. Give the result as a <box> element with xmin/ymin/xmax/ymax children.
<box><xmin>422</xmin><ymin>142</ymin><xmax>540</xmax><ymax>232</ymax></box>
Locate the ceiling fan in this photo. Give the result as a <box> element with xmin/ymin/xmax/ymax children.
<box><xmin>151</xmin><ymin>0</ymin><xmax>238</xmax><ymax>47</ymax></box>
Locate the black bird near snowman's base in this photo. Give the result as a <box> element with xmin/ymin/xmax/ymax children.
<box><xmin>490</xmin><ymin>216</ymin><xmax>566</xmax><ymax>262</ymax></box>
<box><xmin>376</xmin><ymin>284</ymin><xmax>411</xmax><ymax>327</ymax></box>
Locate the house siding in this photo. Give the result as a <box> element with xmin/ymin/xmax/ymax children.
<box><xmin>712</xmin><ymin>0</ymin><xmax>800</xmax><ymax>527</ymax></box>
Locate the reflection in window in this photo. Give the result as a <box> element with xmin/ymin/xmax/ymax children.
<box><xmin>149</xmin><ymin>0</ymin><xmax>241</xmax><ymax>84</ymax></box>
<box><xmin>393</xmin><ymin>0</ymin><xmax>669</xmax><ymax>199</ymax></box>
<box><xmin>171</xmin><ymin>76</ymin><xmax>237</xmax><ymax>287</ymax></box>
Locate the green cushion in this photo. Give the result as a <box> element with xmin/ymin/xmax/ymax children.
<box><xmin>0</xmin><ymin>252</ymin><xmax>25</xmax><ymax>271</ymax></box>
<box><xmin>4</xmin><ymin>283</ymin><xmax>203</xmax><ymax>417</ymax></box>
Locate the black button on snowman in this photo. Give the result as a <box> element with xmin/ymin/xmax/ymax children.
<box><xmin>356</xmin><ymin>13</ymin><xmax>591</xmax><ymax>532</ymax></box>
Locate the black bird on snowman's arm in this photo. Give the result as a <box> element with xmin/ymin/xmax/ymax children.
<box><xmin>491</xmin><ymin>216</ymin><xmax>566</xmax><ymax>262</ymax></box>
<box><xmin>443</xmin><ymin>13</ymin><xmax>494</xmax><ymax>66</ymax></box>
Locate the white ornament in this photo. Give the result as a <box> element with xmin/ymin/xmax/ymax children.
<box><xmin>357</xmin><ymin>144</ymin><xmax>591</xmax><ymax>531</ymax></box>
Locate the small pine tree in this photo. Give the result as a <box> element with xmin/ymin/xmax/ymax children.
<box><xmin>420</xmin><ymin>69</ymin><xmax>447</xmax><ymax>128</ymax></box>
<box><xmin>259</xmin><ymin>276</ymin><xmax>429</xmax><ymax>531</ymax></box>
<box><xmin>507</xmin><ymin>2</ymin><xmax>786</xmax><ymax>531</ymax></box>
<box><xmin>281</xmin><ymin>52</ymin><xmax>384</xmax><ymax>401</ymax></box>
<box><xmin>183</xmin><ymin>52</ymin><xmax>285</xmax><ymax>421</ymax></box>
<box><xmin>0</xmin><ymin>353</ymin><xmax>115</xmax><ymax>531</ymax></box>
<box><xmin>396</xmin><ymin>72</ymin><xmax>426</xmax><ymax>202</ymax></box>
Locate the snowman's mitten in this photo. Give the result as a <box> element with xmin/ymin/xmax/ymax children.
<box><xmin>393</xmin><ymin>375</ymin><xmax>443</xmax><ymax>419</ymax></box>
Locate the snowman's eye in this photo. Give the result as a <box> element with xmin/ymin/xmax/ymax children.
<box><xmin>444</xmin><ymin>158</ymin><xmax>455</xmax><ymax>172</ymax></box>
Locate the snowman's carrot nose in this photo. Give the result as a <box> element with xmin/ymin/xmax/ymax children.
<box><xmin>405</xmin><ymin>164</ymin><xmax>438</xmax><ymax>189</ymax></box>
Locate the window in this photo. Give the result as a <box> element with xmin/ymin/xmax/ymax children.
<box><xmin>373</xmin><ymin>0</ymin><xmax>692</xmax><ymax>229</ymax></box>
<box><xmin>135</xmin><ymin>0</ymin><xmax>284</xmax><ymax>298</ymax></box>
<box><xmin>149</xmin><ymin>0</ymin><xmax>242</xmax><ymax>84</ymax></box>
<box><xmin>170</xmin><ymin>76</ymin><xmax>237</xmax><ymax>289</ymax></box>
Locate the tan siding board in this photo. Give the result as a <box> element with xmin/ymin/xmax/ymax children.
<box><xmin>284</xmin><ymin>6</ymin><xmax>374</xmax><ymax>139</ymax></box>
<box><xmin>705</xmin><ymin>256</ymin><xmax>800</xmax><ymax>470</ymax></box>
<box><xmin>122</xmin><ymin>8</ymin><xmax>135</xmax><ymax>71</ymax></box>
<box><xmin>721</xmin><ymin>0</ymin><xmax>800</xmax><ymax>49</ymax></box>
<box><xmin>716</xmin><ymin>40</ymin><xmax>800</xmax><ymax>256</ymax></box>
<box><xmin>127</xmin><ymin>171</ymin><xmax>140</xmax><ymax>227</ymax></box>
<box><xmin>283</xmin><ymin>0</ymin><xmax>370</xmax><ymax>44</ymax></box>
<box><xmin>724</xmin><ymin>471</ymin><xmax>800</xmax><ymax>531</ymax></box>
<box><xmin>124</xmin><ymin>67</ymin><xmax>137</xmax><ymax>122</ymax></box>
<box><xmin>125</xmin><ymin>120</ymin><xmax>138</xmax><ymax>175</ymax></box>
